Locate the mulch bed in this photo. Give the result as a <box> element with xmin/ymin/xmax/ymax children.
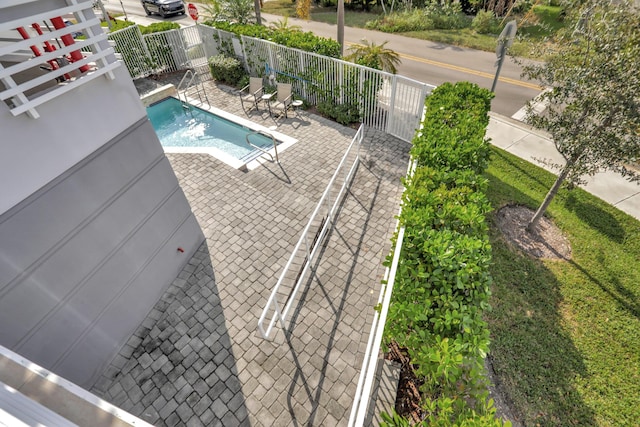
<box><xmin>385</xmin><ymin>341</ymin><xmax>425</xmax><ymax>424</ymax></box>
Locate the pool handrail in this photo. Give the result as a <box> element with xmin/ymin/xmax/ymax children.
<box><xmin>246</xmin><ymin>130</ymin><xmax>279</xmax><ymax>163</ymax></box>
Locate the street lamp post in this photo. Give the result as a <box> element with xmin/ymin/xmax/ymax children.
<box><xmin>118</xmin><ymin>0</ymin><xmax>129</xmax><ymax>20</ymax></box>
<box><xmin>492</xmin><ymin>20</ymin><xmax>517</xmax><ymax>93</ymax></box>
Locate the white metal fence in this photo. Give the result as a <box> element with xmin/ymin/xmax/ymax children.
<box><xmin>108</xmin><ymin>24</ymin><xmax>435</xmax><ymax>142</ymax></box>
<box><xmin>257</xmin><ymin>124</ymin><xmax>364</xmax><ymax>340</ymax></box>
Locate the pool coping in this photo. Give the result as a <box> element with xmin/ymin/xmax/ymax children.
<box><xmin>152</xmin><ymin>96</ymin><xmax>298</xmax><ymax>171</ymax></box>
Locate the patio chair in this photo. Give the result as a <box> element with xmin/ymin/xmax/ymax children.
<box><xmin>239</xmin><ymin>77</ymin><xmax>264</xmax><ymax>114</ymax></box>
<box><xmin>268</xmin><ymin>82</ymin><xmax>293</xmax><ymax>119</ymax></box>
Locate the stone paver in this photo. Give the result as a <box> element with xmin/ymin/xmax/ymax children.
<box><xmin>91</xmin><ymin>77</ymin><xmax>410</xmax><ymax>426</ymax></box>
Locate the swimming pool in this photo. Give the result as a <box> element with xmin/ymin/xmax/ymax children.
<box><xmin>146</xmin><ymin>97</ymin><xmax>296</xmax><ymax>169</ymax></box>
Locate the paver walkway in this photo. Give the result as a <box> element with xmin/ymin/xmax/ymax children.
<box><xmin>91</xmin><ymin>80</ymin><xmax>411</xmax><ymax>426</ymax></box>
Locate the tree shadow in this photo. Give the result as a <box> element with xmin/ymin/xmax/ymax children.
<box><xmin>563</xmin><ymin>192</ymin><xmax>626</xmax><ymax>243</ymax></box>
<box><xmin>485</xmin><ymin>175</ymin><xmax>597</xmax><ymax>426</ymax></box>
<box><xmin>491</xmin><ymin>148</ymin><xmax>556</xmax><ymax>193</ymax></box>
<box><xmin>569</xmin><ymin>254</ymin><xmax>640</xmax><ymax>322</ymax></box>
<box><xmin>426</xmin><ymin>41</ymin><xmax>465</xmax><ymax>52</ymax></box>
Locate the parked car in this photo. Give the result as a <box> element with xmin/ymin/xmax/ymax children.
<box><xmin>141</xmin><ymin>0</ymin><xmax>185</xmax><ymax>18</ymax></box>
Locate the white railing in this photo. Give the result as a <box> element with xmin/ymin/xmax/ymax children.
<box><xmin>0</xmin><ymin>1</ymin><xmax>120</xmax><ymax>119</ymax></box>
<box><xmin>0</xmin><ymin>344</ymin><xmax>154</xmax><ymax>427</ymax></box>
<box><xmin>257</xmin><ymin>124</ymin><xmax>364</xmax><ymax>339</ymax></box>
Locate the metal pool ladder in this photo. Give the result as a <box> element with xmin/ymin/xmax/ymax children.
<box><xmin>246</xmin><ymin>130</ymin><xmax>279</xmax><ymax>163</ymax></box>
<box><xmin>177</xmin><ymin>69</ymin><xmax>209</xmax><ymax>108</ymax></box>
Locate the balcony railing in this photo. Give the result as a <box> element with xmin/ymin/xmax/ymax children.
<box><xmin>0</xmin><ymin>1</ymin><xmax>120</xmax><ymax>119</ymax></box>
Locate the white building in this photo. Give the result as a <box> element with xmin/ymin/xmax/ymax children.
<box><xmin>0</xmin><ymin>0</ymin><xmax>203</xmax><ymax>398</ymax></box>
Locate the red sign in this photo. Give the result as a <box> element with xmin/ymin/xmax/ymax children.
<box><xmin>187</xmin><ymin>3</ymin><xmax>198</xmax><ymax>21</ymax></box>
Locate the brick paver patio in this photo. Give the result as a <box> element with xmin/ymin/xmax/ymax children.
<box><xmin>91</xmin><ymin>79</ymin><xmax>411</xmax><ymax>426</ymax></box>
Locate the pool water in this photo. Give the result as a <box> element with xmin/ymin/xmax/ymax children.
<box><xmin>146</xmin><ymin>97</ymin><xmax>275</xmax><ymax>161</ymax></box>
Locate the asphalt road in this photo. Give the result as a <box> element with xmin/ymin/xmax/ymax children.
<box><xmin>103</xmin><ymin>0</ymin><xmax>543</xmax><ymax>117</ymax></box>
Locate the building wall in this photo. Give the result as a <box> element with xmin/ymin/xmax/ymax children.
<box><xmin>0</xmin><ymin>65</ymin><xmax>145</xmax><ymax>215</ymax></box>
<box><xmin>0</xmin><ymin>0</ymin><xmax>204</xmax><ymax>387</ymax></box>
<box><xmin>0</xmin><ymin>117</ymin><xmax>204</xmax><ymax>386</ymax></box>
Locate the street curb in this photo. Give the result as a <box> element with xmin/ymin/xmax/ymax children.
<box><xmin>488</xmin><ymin>111</ymin><xmax>552</xmax><ymax>142</ymax></box>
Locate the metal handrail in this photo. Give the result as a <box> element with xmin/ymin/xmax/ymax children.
<box><xmin>257</xmin><ymin>124</ymin><xmax>364</xmax><ymax>339</ymax></box>
<box><xmin>246</xmin><ymin>130</ymin><xmax>279</xmax><ymax>163</ymax></box>
<box><xmin>177</xmin><ymin>69</ymin><xmax>196</xmax><ymax>105</ymax></box>
<box><xmin>176</xmin><ymin>69</ymin><xmax>210</xmax><ymax>108</ymax></box>
<box><xmin>177</xmin><ymin>69</ymin><xmax>195</xmax><ymax>93</ymax></box>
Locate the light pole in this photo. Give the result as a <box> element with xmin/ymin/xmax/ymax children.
<box><xmin>118</xmin><ymin>0</ymin><xmax>129</xmax><ymax>20</ymax></box>
<box><xmin>492</xmin><ymin>20</ymin><xmax>517</xmax><ymax>93</ymax></box>
<box><xmin>94</xmin><ymin>0</ymin><xmax>112</xmax><ymax>29</ymax></box>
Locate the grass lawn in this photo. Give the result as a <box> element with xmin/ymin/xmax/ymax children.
<box><xmin>262</xmin><ymin>0</ymin><xmax>378</xmax><ymax>28</ymax></box>
<box><xmin>261</xmin><ymin>2</ymin><xmax>565</xmax><ymax>58</ymax></box>
<box><xmin>485</xmin><ymin>147</ymin><xmax>640</xmax><ymax>426</ymax></box>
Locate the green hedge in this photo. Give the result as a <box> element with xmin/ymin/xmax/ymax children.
<box><xmin>382</xmin><ymin>82</ymin><xmax>508</xmax><ymax>426</ymax></box>
<box><xmin>202</xmin><ymin>21</ymin><xmax>341</xmax><ymax>58</ymax></box>
<box><xmin>139</xmin><ymin>22</ymin><xmax>180</xmax><ymax>34</ymax></box>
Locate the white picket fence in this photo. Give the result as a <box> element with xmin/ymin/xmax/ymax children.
<box><xmin>108</xmin><ymin>23</ymin><xmax>435</xmax><ymax>142</ymax></box>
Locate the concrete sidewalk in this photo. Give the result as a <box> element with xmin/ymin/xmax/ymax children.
<box><xmin>487</xmin><ymin>113</ymin><xmax>640</xmax><ymax>221</ymax></box>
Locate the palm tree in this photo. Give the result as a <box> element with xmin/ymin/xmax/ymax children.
<box><xmin>269</xmin><ymin>16</ymin><xmax>302</xmax><ymax>31</ymax></box>
<box><xmin>346</xmin><ymin>39</ymin><xmax>401</xmax><ymax>73</ymax></box>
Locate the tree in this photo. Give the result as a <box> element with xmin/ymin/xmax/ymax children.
<box><xmin>296</xmin><ymin>0</ymin><xmax>312</xmax><ymax>20</ymax></box>
<box><xmin>200</xmin><ymin>0</ymin><xmax>255</xmax><ymax>24</ymax></box>
<box><xmin>518</xmin><ymin>0</ymin><xmax>640</xmax><ymax>232</ymax></box>
<box><xmin>345</xmin><ymin>39</ymin><xmax>401</xmax><ymax>73</ymax></box>
<box><xmin>254</xmin><ymin>0</ymin><xmax>261</xmax><ymax>25</ymax></box>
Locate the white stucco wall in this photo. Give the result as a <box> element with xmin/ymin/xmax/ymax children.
<box><xmin>0</xmin><ymin>0</ymin><xmax>205</xmax><ymax>388</ymax></box>
<box><xmin>0</xmin><ymin>65</ymin><xmax>146</xmax><ymax>214</ymax></box>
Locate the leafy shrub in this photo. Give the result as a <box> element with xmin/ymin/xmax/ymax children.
<box><xmin>366</xmin><ymin>9</ymin><xmax>434</xmax><ymax>32</ymax></box>
<box><xmin>366</xmin><ymin>4</ymin><xmax>469</xmax><ymax>33</ymax></box>
<box><xmin>411</xmin><ymin>82</ymin><xmax>494</xmax><ymax>174</ymax></box>
<box><xmin>139</xmin><ymin>21</ymin><xmax>180</xmax><ymax>34</ymax></box>
<box><xmin>270</xmin><ymin>30</ymin><xmax>341</xmax><ymax>57</ymax></box>
<box><xmin>317</xmin><ymin>101</ymin><xmax>360</xmax><ymax>125</ymax></box>
<box><xmin>105</xmin><ymin>19</ymin><xmax>135</xmax><ymax>32</ymax></box>
<box><xmin>382</xmin><ymin>82</ymin><xmax>505</xmax><ymax>425</ymax></box>
<box><xmin>472</xmin><ymin>10</ymin><xmax>502</xmax><ymax>34</ymax></box>
<box><xmin>425</xmin><ymin>2</ymin><xmax>469</xmax><ymax>29</ymax></box>
<box><xmin>208</xmin><ymin>54</ymin><xmax>247</xmax><ymax>86</ymax></box>
<box><xmin>400</xmin><ymin>171</ymin><xmax>491</xmax><ymax>236</ymax></box>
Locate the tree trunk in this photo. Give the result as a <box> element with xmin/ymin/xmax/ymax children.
<box><xmin>527</xmin><ymin>166</ymin><xmax>571</xmax><ymax>233</ymax></box>
<box><xmin>337</xmin><ymin>0</ymin><xmax>344</xmax><ymax>56</ymax></box>
<box><xmin>254</xmin><ymin>0</ymin><xmax>261</xmax><ymax>25</ymax></box>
